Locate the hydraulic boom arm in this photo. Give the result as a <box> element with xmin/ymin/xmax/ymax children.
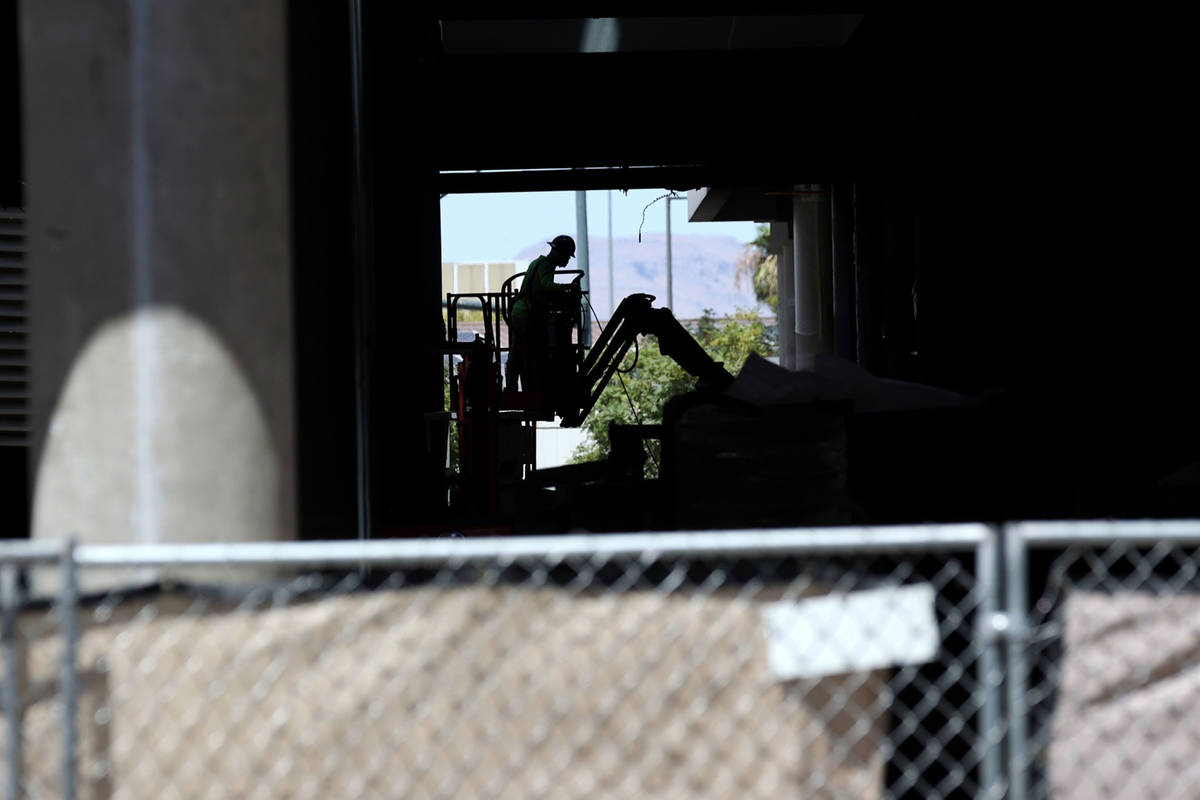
<box><xmin>560</xmin><ymin>293</ymin><xmax>734</xmax><ymax>427</ymax></box>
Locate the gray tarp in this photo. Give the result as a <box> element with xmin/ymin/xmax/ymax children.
<box><xmin>1050</xmin><ymin>591</ymin><xmax>1200</xmax><ymax>799</ymax></box>
<box><xmin>8</xmin><ymin>583</ymin><xmax>888</xmax><ymax>799</ymax></box>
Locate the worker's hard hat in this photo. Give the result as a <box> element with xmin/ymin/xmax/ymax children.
<box><xmin>547</xmin><ymin>234</ymin><xmax>576</xmax><ymax>258</ymax></box>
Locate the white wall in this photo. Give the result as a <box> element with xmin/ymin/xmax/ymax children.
<box><xmin>536</xmin><ymin>420</ymin><xmax>588</xmax><ymax>469</ymax></box>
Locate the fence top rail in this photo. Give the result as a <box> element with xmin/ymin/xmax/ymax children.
<box><xmin>52</xmin><ymin>525</ymin><xmax>994</xmax><ymax>568</ymax></box>
<box><xmin>1013</xmin><ymin>519</ymin><xmax>1200</xmax><ymax>546</ymax></box>
<box><xmin>0</xmin><ymin>538</ymin><xmax>66</xmax><ymax>565</ymax></box>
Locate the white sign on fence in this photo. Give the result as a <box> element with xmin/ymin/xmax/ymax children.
<box><xmin>762</xmin><ymin>583</ymin><xmax>939</xmax><ymax>681</ymax></box>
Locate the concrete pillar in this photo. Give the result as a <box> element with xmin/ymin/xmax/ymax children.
<box><xmin>773</xmin><ymin>221</ymin><xmax>796</xmax><ymax>370</ymax></box>
<box><xmin>22</xmin><ymin>0</ymin><xmax>295</xmax><ymax>547</ymax></box>
<box><xmin>793</xmin><ymin>184</ymin><xmax>833</xmax><ymax>360</ymax></box>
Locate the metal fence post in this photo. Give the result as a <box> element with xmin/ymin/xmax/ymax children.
<box><xmin>1</xmin><ymin>563</ymin><xmax>23</xmax><ymax>800</ymax></box>
<box><xmin>975</xmin><ymin>526</ymin><xmax>1004</xmax><ymax>800</ymax></box>
<box><xmin>60</xmin><ymin>539</ymin><xmax>78</xmax><ymax>800</ymax></box>
<box><xmin>1004</xmin><ymin>524</ymin><xmax>1030</xmax><ymax>800</ymax></box>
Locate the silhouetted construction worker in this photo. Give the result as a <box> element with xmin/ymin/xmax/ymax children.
<box><xmin>506</xmin><ymin>234</ymin><xmax>580</xmax><ymax>404</ymax></box>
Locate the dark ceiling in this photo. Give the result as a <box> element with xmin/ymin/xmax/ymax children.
<box><xmin>439</xmin><ymin>15</ymin><xmax>866</xmax><ymax>55</ymax></box>
<box><xmin>414</xmin><ymin>11</ymin><xmax>933</xmax><ymax>195</ymax></box>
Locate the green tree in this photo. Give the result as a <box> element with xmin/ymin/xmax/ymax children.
<box><xmin>569</xmin><ymin>309</ymin><xmax>775</xmax><ymax>475</ymax></box>
<box><xmin>735</xmin><ymin>223</ymin><xmax>778</xmax><ymax>312</ymax></box>
<box><xmin>696</xmin><ymin>307</ymin><xmax>775</xmax><ymax>370</ymax></box>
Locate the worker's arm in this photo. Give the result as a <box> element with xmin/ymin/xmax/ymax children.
<box><xmin>521</xmin><ymin>256</ymin><xmax>573</xmax><ymax>296</ymax></box>
<box><xmin>523</xmin><ymin>259</ymin><xmax>550</xmax><ymax>293</ymax></box>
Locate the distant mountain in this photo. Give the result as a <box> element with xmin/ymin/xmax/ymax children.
<box><xmin>516</xmin><ymin>233</ymin><xmax>768</xmax><ymax>320</ymax></box>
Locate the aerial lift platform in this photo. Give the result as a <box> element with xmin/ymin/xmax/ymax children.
<box><xmin>443</xmin><ymin>271</ymin><xmax>733</xmax><ymax>523</ymax></box>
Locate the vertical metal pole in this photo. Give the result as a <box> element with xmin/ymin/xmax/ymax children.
<box><xmin>975</xmin><ymin>527</ymin><xmax>1003</xmax><ymax>800</ymax></box>
<box><xmin>1004</xmin><ymin>525</ymin><xmax>1030</xmax><ymax>800</ymax></box>
<box><xmin>348</xmin><ymin>0</ymin><xmax>374</xmax><ymax>542</ymax></box>
<box><xmin>665</xmin><ymin>199</ymin><xmax>673</xmax><ymax>309</ymax></box>
<box><xmin>607</xmin><ymin>190</ymin><xmax>614</xmax><ymax>319</ymax></box>
<box><xmin>2</xmin><ymin>564</ymin><xmax>23</xmax><ymax>800</ymax></box>
<box><xmin>574</xmin><ymin>191</ymin><xmax>591</xmax><ymax>346</ymax></box>
<box><xmin>59</xmin><ymin>540</ymin><xmax>78</xmax><ymax>800</ymax></box>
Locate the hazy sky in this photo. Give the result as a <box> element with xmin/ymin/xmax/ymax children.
<box><xmin>440</xmin><ymin>188</ymin><xmax>760</xmax><ymax>264</ymax></box>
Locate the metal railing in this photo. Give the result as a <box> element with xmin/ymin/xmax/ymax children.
<box><xmin>1</xmin><ymin>521</ymin><xmax>1198</xmax><ymax>798</ymax></box>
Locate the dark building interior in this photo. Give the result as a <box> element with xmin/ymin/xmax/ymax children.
<box><xmin>5</xmin><ymin>6</ymin><xmax>1196</xmax><ymax>539</ymax></box>
<box><xmin>1</xmin><ymin>0</ymin><xmax>23</xmax><ymax>538</ymax></box>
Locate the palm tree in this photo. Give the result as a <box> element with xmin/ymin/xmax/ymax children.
<box><xmin>734</xmin><ymin>224</ymin><xmax>777</xmax><ymax>312</ymax></box>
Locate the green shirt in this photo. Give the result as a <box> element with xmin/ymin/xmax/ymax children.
<box><xmin>512</xmin><ymin>255</ymin><xmax>567</xmax><ymax>323</ymax></box>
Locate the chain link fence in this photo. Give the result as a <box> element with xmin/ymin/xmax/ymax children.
<box><xmin>2</xmin><ymin>522</ymin><xmax>1199</xmax><ymax>799</ymax></box>
<box><xmin>1005</xmin><ymin>522</ymin><xmax>1200</xmax><ymax>800</ymax></box>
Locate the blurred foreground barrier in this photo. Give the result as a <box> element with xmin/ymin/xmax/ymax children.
<box><xmin>1005</xmin><ymin>521</ymin><xmax>1200</xmax><ymax>800</ymax></box>
<box><xmin>5</xmin><ymin>522</ymin><xmax>1198</xmax><ymax>799</ymax></box>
